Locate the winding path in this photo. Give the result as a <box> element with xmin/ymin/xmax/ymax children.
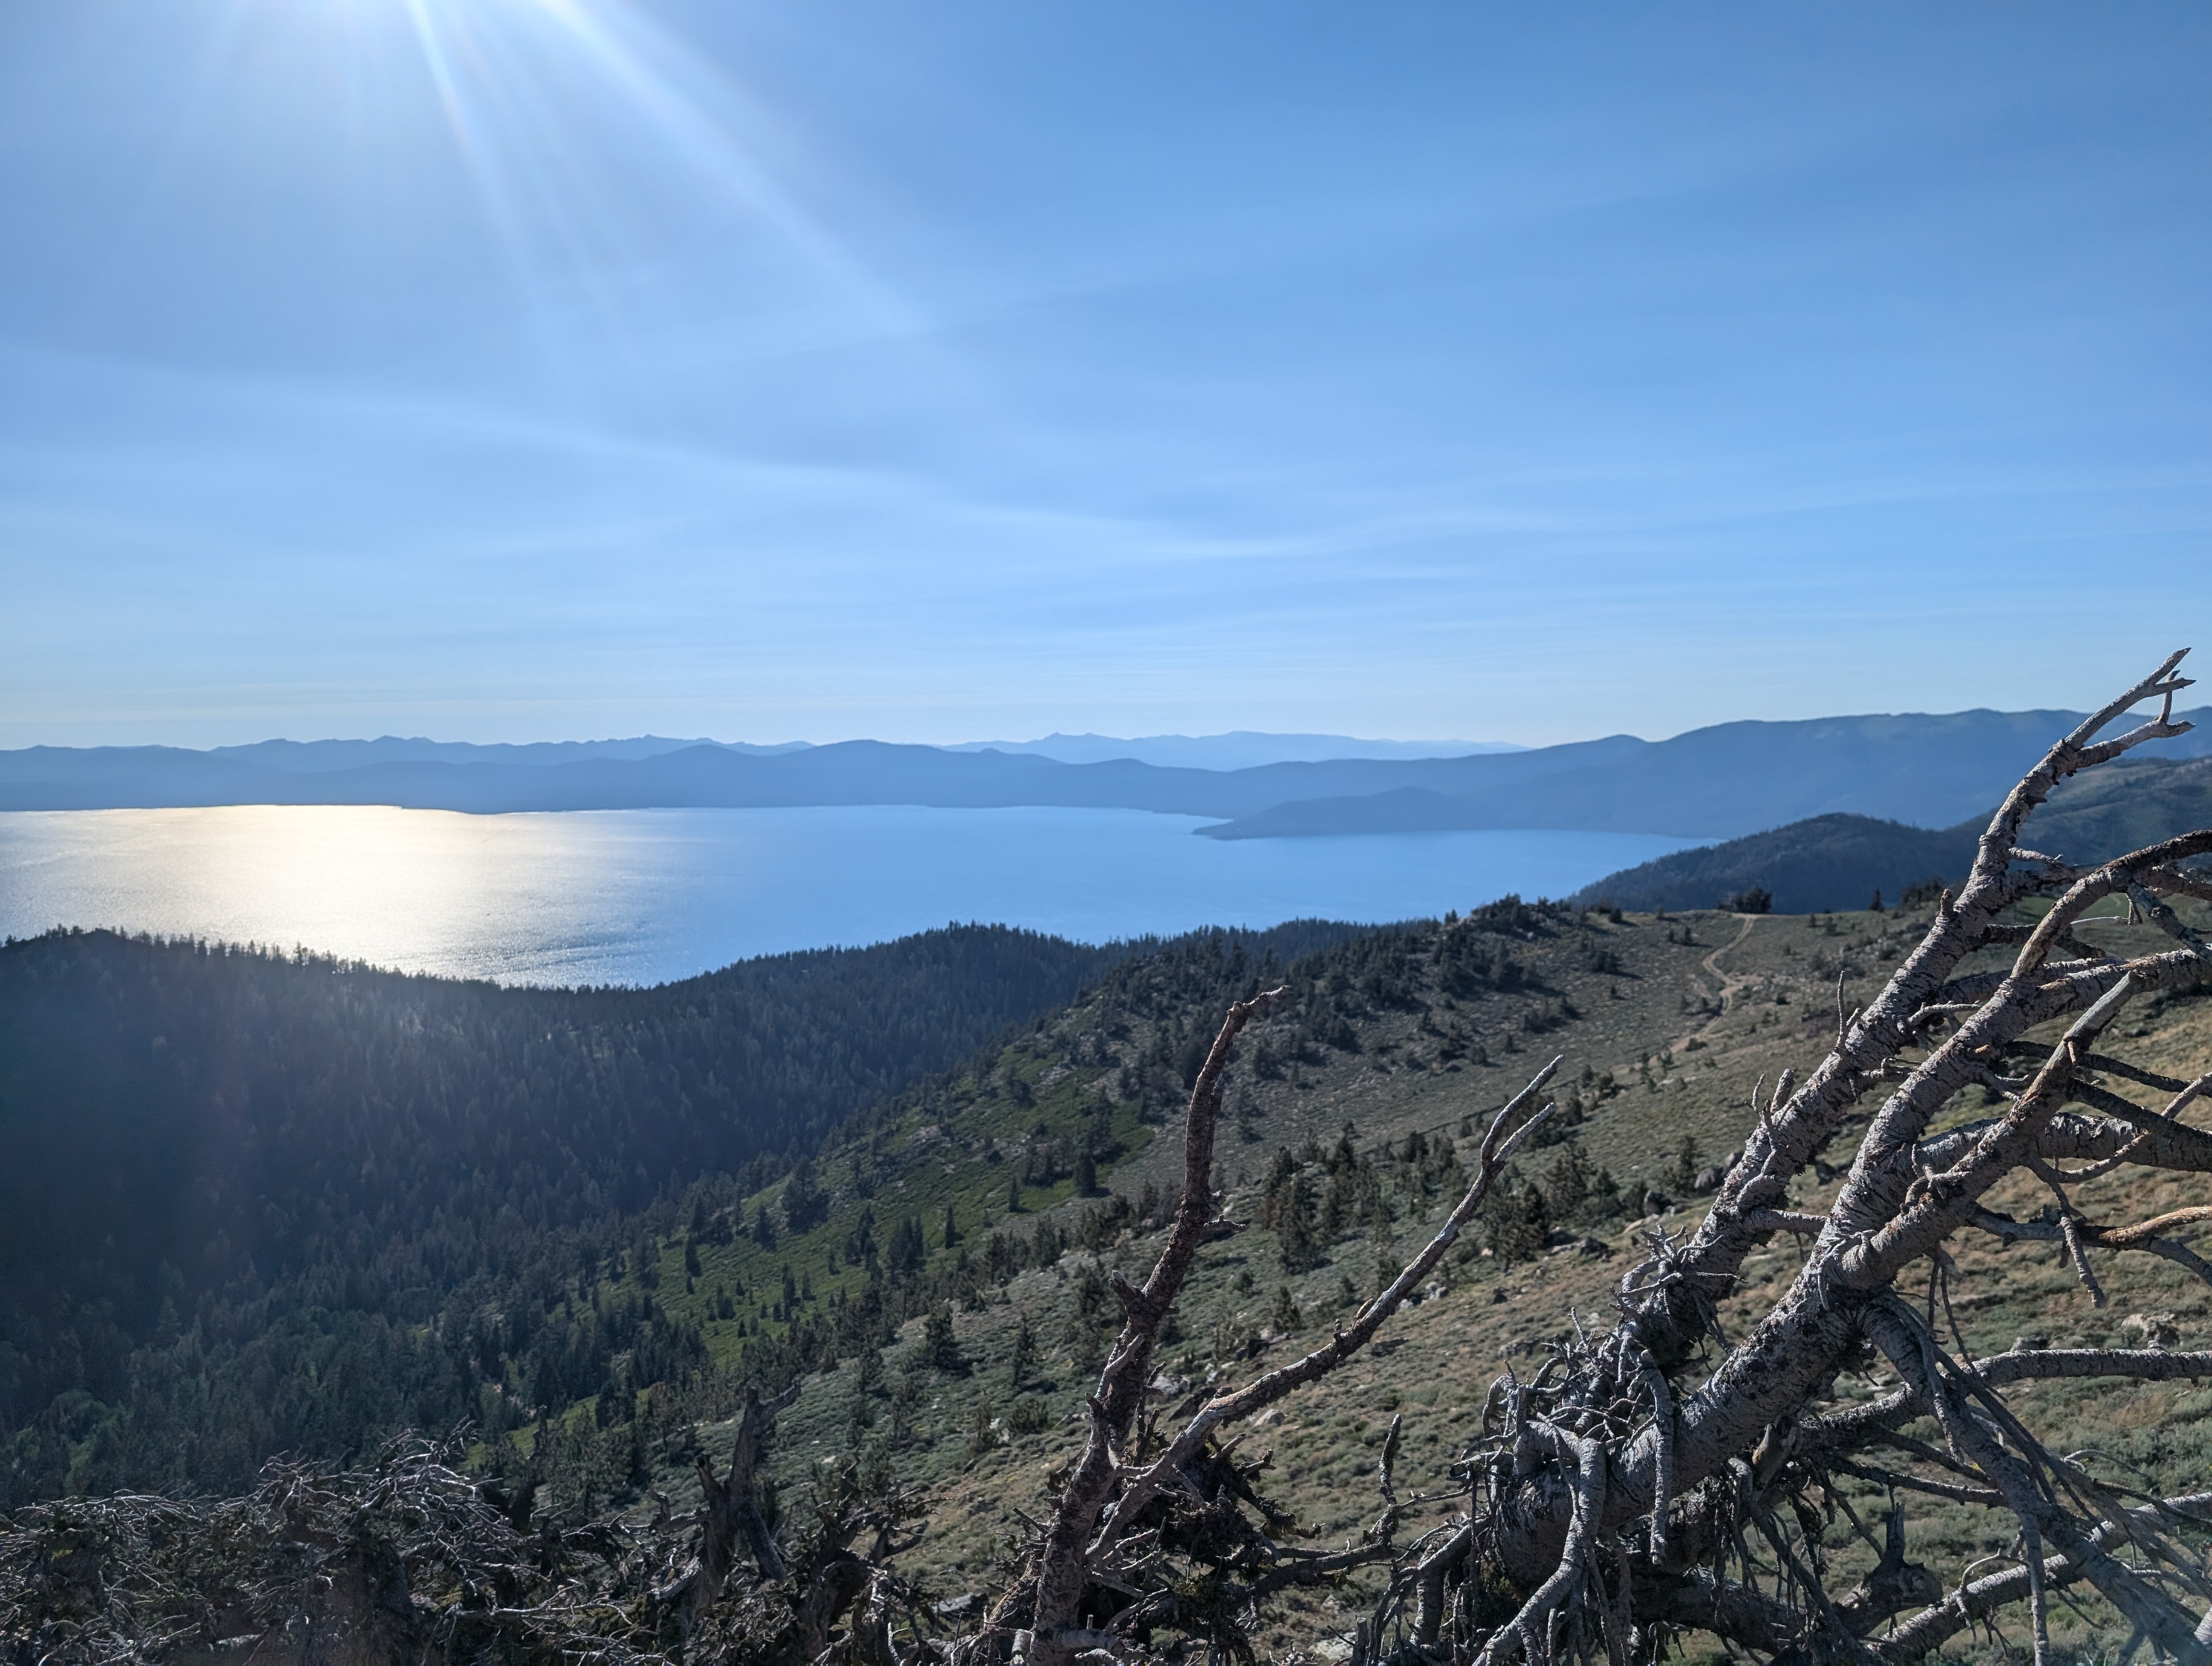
<box><xmin>1677</xmin><ymin>912</ymin><xmax>1758</xmax><ymax>1056</ymax></box>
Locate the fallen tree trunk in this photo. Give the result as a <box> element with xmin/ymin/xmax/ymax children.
<box><xmin>1003</xmin><ymin>649</ymin><xmax>2212</xmax><ymax>1665</ymax></box>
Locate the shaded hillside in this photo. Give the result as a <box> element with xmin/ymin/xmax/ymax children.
<box><xmin>1569</xmin><ymin>813</ymin><xmax>1973</xmax><ymax>913</ymax></box>
<box><xmin>0</xmin><ymin>919</ymin><xmax>1360</xmax><ymax>1504</ymax></box>
<box><xmin>1573</xmin><ymin>751</ymin><xmax>2212</xmax><ymax>912</ymax></box>
<box><xmin>0</xmin><ymin>924</ymin><xmax>1139</xmax><ymax>1501</ymax></box>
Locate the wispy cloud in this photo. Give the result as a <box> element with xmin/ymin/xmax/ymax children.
<box><xmin>1</xmin><ymin>3</ymin><xmax>2208</xmax><ymax>746</ymax></box>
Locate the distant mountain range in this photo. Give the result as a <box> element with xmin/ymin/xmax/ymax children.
<box><xmin>3</xmin><ymin>709</ymin><xmax>2206</xmax><ymax>843</ymax></box>
<box><xmin>1570</xmin><ymin>755</ymin><xmax>2212</xmax><ymax>914</ymax></box>
<box><xmin>940</xmin><ymin>732</ymin><xmax>1521</xmax><ymax>768</ymax></box>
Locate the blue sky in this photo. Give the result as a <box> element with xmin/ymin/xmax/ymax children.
<box><xmin>1</xmin><ymin>2</ymin><xmax>2207</xmax><ymax>748</ymax></box>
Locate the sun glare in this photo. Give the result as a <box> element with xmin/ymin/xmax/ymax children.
<box><xmin>383</xmin><ymin>0</ymin><xmax>905</xmax><ymax>333</ymax></box>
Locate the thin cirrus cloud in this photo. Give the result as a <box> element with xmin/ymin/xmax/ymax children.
<box><xmin>0</xmin><ymin>1</ymin><xmax>2206</xmax><ymax>746</ymax></box>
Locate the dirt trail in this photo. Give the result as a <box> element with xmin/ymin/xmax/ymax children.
<box><xmin>1677</xmin><ymin>912</ymin><xmax>1758</xmax><ymax>1056</ymax></box>
<box><xmin>1603</xmin><ymin>913</ymin><xmax>1759</xmax><ymax>1081</ymax></box>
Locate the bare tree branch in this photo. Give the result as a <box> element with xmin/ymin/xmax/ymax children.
<box><xmin>1102</xmin><ymin>1059</ymin><xmax>1560</xmax><ymax>1556</ymax></box>
<box><xmin>1019</xmin><ymin>985</ymin><xmax>1289</xmax><ymax>1666</ymax></box>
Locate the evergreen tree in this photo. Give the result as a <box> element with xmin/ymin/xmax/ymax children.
<box><xmin>966</xmin><ymin>1391</ymin><xmax>999</xmax><ymax>1458</ymax></box>
<box><xmin>1483</xmin><ymin>1177</ymin><xmax>1550</xmax><ymax>1265</ymax></box>
<box><xmin>781</xmin><ymin>1159</ymin><xmax>828</xmax><ymax>1233</ymax></box>
<box><xmin>924</xmin><ymin>1304</ymin><xmax>968</xmax><ymax>1376</ymax></box>
<box><xmin>1277</xmin><ymin>1174</ymin><xmax>1321</xmax><ymax>1273</ymax></box>
<box><xmin>887</xmin><ymin>1215</ymin><xmax>927</xmax><ymax>1275</ymax></box>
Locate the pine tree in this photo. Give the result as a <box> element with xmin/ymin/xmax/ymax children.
<box><xmin>967</xmin><ymin>1391</ymin><xmax>999</xmax><ymax>1459</ymax></box>
<box><xmin>925</xmin><ymin>1303</ymin><xmax>969</xmax><ymax>1376</ymax></box>
<box><xmin>888</xmin><ymin>1214</ymin><xmax>927</xmax><ymax>1274</ymax></box>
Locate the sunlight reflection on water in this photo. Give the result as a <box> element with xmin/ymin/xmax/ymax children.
<box><xmin>0</xmin><ymin>805</ymin><xmax>1702</xmax><ymax>987</ymax></box>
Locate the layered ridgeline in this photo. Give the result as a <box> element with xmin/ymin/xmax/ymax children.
<box><xmin>7</xmin><ymin>708</ymin><xmax>2208</xmax><ymax>839</ymax></box>
<box><xmin>0</xmin><ymin>883</ymin><xmax>1899</xmax><ymax>1510</ymax></box>
<box><xmin>7</xmin><ymin>895</ymin><xmax>2210</xmax><ymax>1660</ymax></box>
<box><xmin>1574</xmin><ymin>752</ymin><xmax>2212</xmax><ymax>913</ymax></box>
<box><xmin>0</xmin><ymin>920</ymin><xmax>1354</xmax><ymax>1504</ymax></box>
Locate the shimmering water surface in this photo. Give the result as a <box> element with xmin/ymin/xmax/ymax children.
<box><xmin>0</xmin><ymin>806</ymin><xmax>1702</xmax><ymax>986</ymax></box>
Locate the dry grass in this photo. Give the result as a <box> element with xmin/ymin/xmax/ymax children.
<box><xmin>627</xmin><ymin>899</ymin><xmax>2212</xmax><ymax>1662</ymax></box>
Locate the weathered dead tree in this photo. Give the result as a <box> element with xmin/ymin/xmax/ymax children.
<box><xmin>0</xmin><ymin>1410</ymin><xmax>934</xmax><ymax>1666</ymax></box>
<box><xmin>660</xmin><ymin>1379</ymin><xmax>801</xmax><ymax>1635</ymax></box>
<box><xmin>997</xmin><ymin>650</ymin><xmax>2212</xmax><ymax>1665</ymax></box>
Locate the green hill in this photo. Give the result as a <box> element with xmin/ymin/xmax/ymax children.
<box><xmin>6</xmin><ymin>890</ymin><xmax>2208</xmax><ymax>1664</ymax></box>
<box><xmin>1570</xmin><ymin>811</ymin><xmax>1971</xmax><ymax>914</ymax></box>
<box><xmin>1574</xmin><ymin>753</ymin><xmax>2212</xmax><ymax>913</ymax></box>
<box><xmin>610</xmin><ymin>891</ymin><xmax>2211</xmax><ymax>1663</ymax></box>
<box><xmin>0</xmin><ymin>921</ymin><xmax>1206</xmax><ymax>1503</ymax></box>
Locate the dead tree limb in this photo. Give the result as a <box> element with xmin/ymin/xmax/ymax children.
<box><xmin>664</xmin><ymin>1380</ymin><xmax>802</xmax><ymax>1637</ymax></box>
<box><xmin>1253</xmin><ymin>651</ymin><xmax>2212</xmax><ymax>1665</ymax></box>
<box><xmin>1099</xmin><ymin>1058</ymin><xmax>1559</xmax><ymax>1559</ymax></box>
<box><xmin>1018</xmin><ymin>984</ymin><xmax>1289</xmax><ymax>1666</ymax></box>
<box><xmin>976</xmin><ymin>653</ymin><xmax>2212</xmax><ymax>1666</ymax></box>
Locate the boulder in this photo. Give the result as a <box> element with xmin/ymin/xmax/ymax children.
<box><xmin>2121</xmin><ymin>1312</ymin><xmax>2181</xmax><ymax>1349</ymax></box>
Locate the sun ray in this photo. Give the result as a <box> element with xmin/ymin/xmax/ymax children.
<box><xmin>396</xmin><ymin>0</ymin><xmax>911</xmax><ymax>338</ymax></box>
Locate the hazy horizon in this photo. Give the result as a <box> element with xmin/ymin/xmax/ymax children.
<box><xmin>0</xmin><ymin>700</ymin><xmax>2166</xmax><ymax>760</ymax></box>
<box><xmin>2</xmin><ymin>727</ymin><xmax>1515</xmax><ymax>757</ymax></box>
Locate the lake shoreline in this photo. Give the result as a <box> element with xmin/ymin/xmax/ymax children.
<box><xmin>0</xmin><ymin>804</ymin><xmax>1705</xmax><ymax>989</ymax></box>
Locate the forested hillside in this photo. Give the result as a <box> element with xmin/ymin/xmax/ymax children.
<box><xmin>1571</xmin><ymin>811</ymin><xmax>1972</xmax><ymax>914</ymax></box>
<box><xmin>0</xmin><ymin>892</ymin><xmax>1885</xmax><ymax>1509</ymax></box>
<box><xmin>639</xmin><ymin>888</ymin><xmax>2211</xmax><ymax>1663</ymax></box>
<box><xmin>478</xmin><ymin>889</ymin><xmax>1749</xmax><ymax>1532</ymax></box>
<box><xmin>7</xmin><ymin>887</ymin><xmax>2209</xmax><ymax>1662</ymax></box>
<box><xmin>1574</xmin><ymin>751</ymin><xmax>2212</xmax><ymax>912</ymax></box>
<box><xmin>0</xmin><ymin>923</ymin><xmax>1171</xmax><ymax>1502</ymax></box>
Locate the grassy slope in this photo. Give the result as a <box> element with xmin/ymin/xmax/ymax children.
<box><xmin>608</xmin><ymin>899</ymin><xmax>2209</xmax><ymax>1663</ymax></box>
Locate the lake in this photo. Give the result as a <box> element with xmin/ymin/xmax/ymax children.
<box><xmin>0</xmin><ymin>805</ymin><xmax>1701</xmax><ymax>987</ymax></box>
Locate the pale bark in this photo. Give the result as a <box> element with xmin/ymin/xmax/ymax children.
<box><xmin>995</xmin><ymin>651</ymin><xmax>2212</xmax><ymax>1666</ymax></box>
